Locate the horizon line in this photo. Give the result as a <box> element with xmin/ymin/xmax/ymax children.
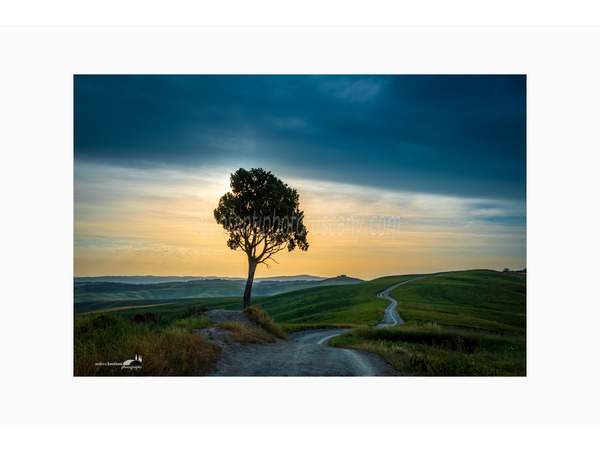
<box><xmin>72</xmin><ymin>267</ymin><xmax>524</xmax><ymax>281</ymax></box>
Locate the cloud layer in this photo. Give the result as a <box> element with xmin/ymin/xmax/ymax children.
<box><xmin>75</xmin><ymin>75</ymin><xmax>526</xmax><ymax>200</ymax></box>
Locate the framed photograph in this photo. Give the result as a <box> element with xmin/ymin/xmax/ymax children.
<box><xmin>74</xmin><ymin>74</ymin><xmax>526</xmax><ymax>377</ymax></box>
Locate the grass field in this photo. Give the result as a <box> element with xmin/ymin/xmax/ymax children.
<box><xmin>256</xmin><ymin>275</ymin><xmax>419</xmax><ymax>326</ymax></box>
<box><xmin>73</xmin><ymin>312</ymin><xmax>221</xmax><ymax>376</ymax></box>
<box><xmin>75</xmin><ymin>297</ymin><xmax>241</xmax><ymax>315</ymax></box>
<box><xmin>329</xmin><ymin>270</ymin><xmax>526</xmax><ymax>376</ymax></box>
<box><xmin>392</xmin><ymin>270</ymin><xmax>526</xmax><ymax>333</ymax></box>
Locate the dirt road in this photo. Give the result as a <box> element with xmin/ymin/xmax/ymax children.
<box><xmin>375</xmin><ymin>276</ymin><xmax>428</xmax><ymax>327</ymax></box>
<box><xmin>210</xmin><ymin>328</ymin><xmax>397</xmax><ymax>376</ymax></box>
<box><xmin>208</xmin><ymin>277</ymin><xmax>428</xmax><ymax>376</ymax></box>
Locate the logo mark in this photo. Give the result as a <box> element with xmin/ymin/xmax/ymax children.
<box><xmin>121</xmin><ymin>354</ymin><xmax>142</xmax><ymax>370</ymax></box>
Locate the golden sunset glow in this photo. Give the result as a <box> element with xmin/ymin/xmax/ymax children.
<box><xmin>74</xmin><ymin>162</ymin><xmax>525</xmax><ymax>279</ymax></box>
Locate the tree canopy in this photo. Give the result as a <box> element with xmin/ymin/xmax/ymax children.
<box><xmin>214</xmin><ymin>168</ymin><xmax>309</xmax><ymax>307</ymax></box>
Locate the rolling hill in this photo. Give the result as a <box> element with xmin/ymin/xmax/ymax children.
<box><xmin>390</xmin><ymin>269</ymin><xmax>526</xmax><ymax>334</ymax></box>
<box><xmin>74</xmin><ymin>275</ymin><xmax>363</xmax><ymax>304</ymax></box>
<box><xmin>75</xmin><ymin>270</ymin><xmax>525</xmax><ymax>335</ymax></box>
<box><xmin>74</xmin><ymin>274</ymin><xmax>326</xmax><ymax>284</ymax></box>
<box><xmin>74</xmin><ymin>274</ymin><xmax>420</xmax><ymax>323</ymax></box>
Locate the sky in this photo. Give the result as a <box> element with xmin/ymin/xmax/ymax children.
<box><xmin>74</xmin><ymin>75</ymin><xmax>526</xmax><ymax>279</ymax></box>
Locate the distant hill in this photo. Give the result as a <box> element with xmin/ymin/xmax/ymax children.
<box><xmin>73</xmin><ymin>274</ymin><xmax>366</xmax><ymax>304</ymax></box>
<box><xmin>320</xmin><ymin>275</ymin><xmax>363</xmax><ymax>284</ymax></box>
<box><xmin>73</xmin><ymin>277</ymin><xmax>351</xmax><ymax>303</ymax></box>
<box><xmin>74</xmin><ymin>274</ymin><xmax>326</xmax><ymax>284</ymax></box>
<box><xmin>255</xmin><ymin>275</ymin><xmax>326</xmax><ymax>282</ymax></box>
<box><xmin>74</xmin><ymin>275</ymin><xmax>244</xmax><ymax>284</ymax></box>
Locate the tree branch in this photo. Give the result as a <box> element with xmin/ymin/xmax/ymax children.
<box><xmin>256</xmin><ymin>241</ymin><xmax>285</xmax><ymax>264</ymax></box>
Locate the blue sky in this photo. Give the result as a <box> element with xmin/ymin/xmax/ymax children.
<box><xmin>75</xmin><ymin>75</ymin><xmax>525</xmax><ymax>200</ymax></box>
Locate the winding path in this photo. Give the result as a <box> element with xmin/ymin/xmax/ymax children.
<box><xmin>209</xmin><ymin>276</ymin><xmax>429</xmax><ymax>376</ymax></box>
<box><xmin>375</xmin><ymin>276</ymin><xmax>428</xmax><ymax>327</ymax></box>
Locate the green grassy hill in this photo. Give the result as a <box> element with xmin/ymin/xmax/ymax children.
<box><xmin>328</xmin><ymin>270</ymin><xmax>527</xmax><ymax>376</ymax></box>
<box><xmin>74</xmin><ymin>297</ymin><xmax>241</xmax><ymax>315</ymax></box>
<box><xmin>77</xmin><ymin>274</ymin><xmax>428</xmax><ymax>330</ymax></box>
<box><xmin>390</xmin><ymin>269</ymin><xmax>526</xmax><ymax>334</ymax></box>
<box><xmin>75</xmin><ymin>270</ymin><xmax>525</xmax><ymax>334</ymax></box>
<box><xmin>255</xmin><ymin>275</ymin><xmax>418</xmax><ymax>327</ymax></box>
<box><xmin>74</xmin><ymin>281</ymin><xmax>231</xmax><ymax>301</ymax></box>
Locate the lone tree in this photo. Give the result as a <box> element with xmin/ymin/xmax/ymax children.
<box><xmin>214</xmin><ymin>168</ymin><xmax>309</xmax><ymax>308</ymax></box>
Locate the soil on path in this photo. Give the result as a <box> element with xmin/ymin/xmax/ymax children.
<box><xmin>208</xmin><ymin>329</ymin><xmax>398</xmax><ymax>376</ymax></box>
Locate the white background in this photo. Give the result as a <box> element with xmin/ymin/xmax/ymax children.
<box><xmin>1</xmin><ymin>2</ymin><xmax>599</xmax><ymax>448</ymax></box>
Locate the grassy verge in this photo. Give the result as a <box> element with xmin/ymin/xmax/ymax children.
<box><xmin>330</xmin><ymin>323</ymin><xmax>526</xmax><ymax>376</ymax></box>
<box><xmin>74</xmin><ymin>313</ymin><xmax>219</xmax><ymax>376</ymax></box>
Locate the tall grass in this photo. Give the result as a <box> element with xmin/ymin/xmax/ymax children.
<box><xmin>170</xmin><ymin>316</ymin><xmax>214</xmax><ymax>331</ymax></box>
<box><xmin>74</xmin><ymin>307</ymin><xmax>287</xmax><ymax>375</ymax></box>
<box><xmin>243</xmin><ymin>306</ymin><xmax>288</xmax><ymax>340</ymax></box>
<box><xmin>74</xmin><ymin>314</ymin><xmax>220</xmax><ymax>376</ymax></box>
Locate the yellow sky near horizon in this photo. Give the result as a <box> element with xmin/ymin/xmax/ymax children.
<box><xmin>74</xmin><ymin>162</ymin><xmax>526</xmax><ymax>279</ymax></box>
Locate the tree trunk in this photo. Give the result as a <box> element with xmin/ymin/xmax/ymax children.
<box><xmin>243</xmin><ymin>259</ymin><xmax>258</xmax><ymax>309</ymax></box>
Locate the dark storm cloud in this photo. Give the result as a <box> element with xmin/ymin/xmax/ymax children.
<box><xmin>74</xmin><ymin>75</ymin><xmax>526</xmax><ymax>200</ymax></box>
